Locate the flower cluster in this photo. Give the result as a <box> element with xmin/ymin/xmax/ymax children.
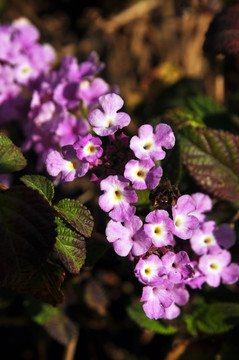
<box><xmin>1</xmin><ymin>19</ymin><xmax>238</xmax><ymax>322</ymax></box>
<box><xmin>24</xmin><ymin>52</ymin><xmax>112</xmax><ymax>170</ymax></box>
<box><xmin>0</xmin><ymin>18</ymin><xmax>55</xmax><ymax>123</ymax></box>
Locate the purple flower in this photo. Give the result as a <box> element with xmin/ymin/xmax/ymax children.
<box><xmin>198</xmin><ymin>250</ymin><xmax>239</xmax><ymax>287</ymax></box>
<box><xmin>191</xmin><ymin>192</ymin><xmax>212</xmax><ymax>222</ymax></box>
<box><xmin>46</xmin><ymin>145</ymin><xmax>89</xmax><ymax>182</ymax></box>
<box><xmin>161</xmin><ymin>251</ymin><xmax>193</xmax><ymax>283</ymax></box>
<box><xmin>134</xmin><ymin>255</ymin><xmax>164</xmax><ymax>285</ymax></box>
<box><xmin>124</xmin><ymin>159</ymin><xmax>162</xmax><ymax>190</ymax></box>
<box><xmin>88</xmin><ymin>93</ymin><xmax>130</xmax><ymax>136</ymax></box>
<box><xmin>140</xmin><ymin>282</ymin><xmax>174</xmax><ymax>319</ymax></box>
<box><xmin>129</xmin><ymin>123</ymin><xmax>175</xmax><ymax>161</ymax></box>
<box><xmin>105</xmin><ymin>216</ymin><xmax>151</xmax><ymax>257</ymax></box>
<box><xmin>74</xmin><ymin>133</ymin><xmax>103</xmax><ymax>163</ymax></box>
<box><xmin>144</xmin><ymin>210</ymin><xmax>175</xmax><ymax>247</ymax></box>
<box><xmin>99</xmin><ymin>175</ymin><xmax>138</xmax><ymax>222</ymax></box>
<box><xmin>190</xmin><ymin>221</ymin><xmax>221</xmax><ymax>255</ymax></box>
<box><xmin>172</xmin><ymin>195</ymin><xmax>199</xmax><ymax>239</ymax></box>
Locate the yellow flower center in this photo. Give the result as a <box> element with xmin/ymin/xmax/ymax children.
<box><xmin>204</xmin><ymin>237</ymin><xmax>212</xmax><ymax>244</ymax></box>
<box><xmin>175</xmin><ymin>217</ymin><xmax>181</xmax><ymax>227</ymax></box>
<box><xmin>143</xmin><ymin>142</ymin><xmax>152</xmax><ymax>150</ymax></box>
<box><xmin>136</xmin><ymin>170</ymin><xmax>145</xmax><ymax>178</ymax></box>
<box><xmin>154</xmin><ymin>226</ymin><xmax>161</xmax><ymax>235</ymax></box>
<box><xmin>69</xmin><ymin>159</ymin><xmax>80</xmax><ymax>169</ymax></box>
<box><xmin>114</xmin><ymin>189</ymin><xmax>122</xmax><ymax>200</ymax></box>
<box><xmin>144</xmin><ymin>267</ymin><xmax>151</xmax><ymax>275</ymax></box>
<box><xmin>87</xmin><ymin>145</ymin><xmax>96</xmax><ymax>153</ymax></box>
<box><xmin>210</xmin><ymin>263</ymin><xmax>218</xmax><ymax>270</ymax></box>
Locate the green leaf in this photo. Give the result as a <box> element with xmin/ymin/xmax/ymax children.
<box><xmin>21</xmin><ymin>175</ymin><xmax>54</xmax><ymax>203</ymax></box>
<box><xmin>0</xmin><ymin>186</ymin><xmax>56</xmax><ymax>291</ymax></box>
<box><xmin>54</xmin><ymin>198</ymin><xmax>94</xmax><ymax>237</ymax></box>
<box><xmin>179</xmin><ymin>127</ymin><xmax>239</xmax><ymax>201</ymax></box>
<box><xmin>127</xmin><ymin>302</ymin><xmax>178</xmax><ymax>335</ymax></box>
<box><xmin>185</xmin><ymin>302</ymin><xmax>239</xmax><ymax>335</ymax></box>
<box><xmin>0</xmin><ymin>133</ymin><xmax>27</xmax><ymax>173</ymax></box>
<box><xmin>186</xmin><ymin>94</ymin><xmax>224</xmax><ymax>118</ymax></box>
<box><xmin>164</xmin><ymin>108</ymin><xmax>205</xmax><ymax>129</ymax></box>
<box><xmin>54</xmin><ymin>216</ymin><xmax>86</xmax><ymax>274</ymax></box>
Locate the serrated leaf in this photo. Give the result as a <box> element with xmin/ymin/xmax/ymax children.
<box><xmin>55</xmin><ymin>216</ymin><xmax>86</xmax><ymax>274</ymax></box>
<box><xmin>0</xmin><ymin>133</ymin><xmax>27</xmax><ymax>173</ymax></box>
<box><xmin>127</xmin><ymin>302</ymin><xmax>178</xmax><ymax>335</ymax></box>
<box><xmin>179</xmin><ymin>127</ymin><xmax>239</xmax><ymax>201</ymax></box>
<box><xmin>54</xmin><ymin>198</ymin><xmax>94</xmax><ymax>237</ymax></box>
<box><xmin>0</xmin><ymin>186</ymin><xmax>56</xmax><ymax>291</ymax></box>
<box><xmin>185</xmin><ymin>302</ymin><xmax>239</xmax><ymax>335</ymax></box>
<box><xmin>21</xmin><ymin>175</ymin><xmax>54</xmax><ymax>203</ymax></box>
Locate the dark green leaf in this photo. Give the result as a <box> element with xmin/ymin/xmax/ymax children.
<box><xmin>0</xmin><ymin>133</ymin><xmax>27</xmax><ymax>173</ymax></box>
<box><xmin>186</xmin><ymin>94</ymin><xmax>224</xmax><ymax>118</ymax></box>
<box><xmin>184</xmin><ymin>302</ymin><xmax>239</xmax><ymax>335</ymax></box>
<box><xmin>164</xmin><ymin>108</ymin><xmax>205</xmax><ymax>129</ymax></box>
<box><xmin>21</xmin><ymin>175</ymin><xmax>54</xmax><ymax>203</ymax></box>
<box><xmin>54</xmin><ymin>198</ymin><xmax>94</xmax><ymax>237</ymax></box>
<box><xmin>0</xmin><ymin>186</ymin><xmax>56</xmax><ymax>290</ymax></box>
<box><xmin>23</xmin><ymin>260</ymin><xmax>65</xmax><ymax>306</ymax></box>
<box><xmin>179</xmin><ymin>127</ymin><xmax>239</xmax><ymax>201</ymax></box>
<box><xmin>127</xmin><ymin>302</ymin><xmax>178</xmax><ymax>335</ymax></box>
<box><xmin>55</xmin><ymin>216</ymin><xmax>86</xmax><ymax>274</ymax></box>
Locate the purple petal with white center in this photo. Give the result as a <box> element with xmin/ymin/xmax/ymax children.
<box><xmin>190</xmin><ymin>221</ymin><xmax>220</xmax><ymax>255</ymax></box>
<box><xmin>134</xmin><ymin>254</ymin><xmax>164</xmax><ymax>285</ymax></box>
<box><xmin>144</xmin><ymin>209</ymin><xmax>175</xmax><ymax>247</ymax></box>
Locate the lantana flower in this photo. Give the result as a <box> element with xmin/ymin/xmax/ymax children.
<box><xmin>144</xmin><ymin>210</ymin><xmax>175</xmax><ymax>247</ymax></box>
<box><xmin>99</xmin><ymin>175</ymin><xmax>138</xmax><ymax>222</ymax></box>
<box><xmin>88</xmin><ymin>93</ymin><xmax>131</xmax><ymax>136</ymax></box>
<box><xmin>105</xmin><ymin>216</ymin><xmax>151</xmax><ymax>257</ymax></box>
<box><xmin>172</xmin><ymin>195</ymin><xmax>199</xmax><ymax>239</ymax></box>
<box><xmin>46</xmin><ymin>145</ymin><xmax>89</xmax><ymax>182</ymax></box>
<box><xmin>129</xmin><ymin>123</ymin><xmax>175</xmax><ymax>161</ymax></box>
<box><xmin>198</xmin><ymin>250</ymin><xmax>239</xmax><ymax>287</ymax></box>
<box><xmin>134</xmin><ymin>255</ymin><xmax>164</xmax><ymax>285</ymax></box>
<box><xmin>74</xmin><ymin>133</ymin><xmax>103</xmax><ymax>162</ymax></box>
<box><xmin>124</xmin><ymin>159</ymin><xmax>162</xmax><ymax>190</ymax></box>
